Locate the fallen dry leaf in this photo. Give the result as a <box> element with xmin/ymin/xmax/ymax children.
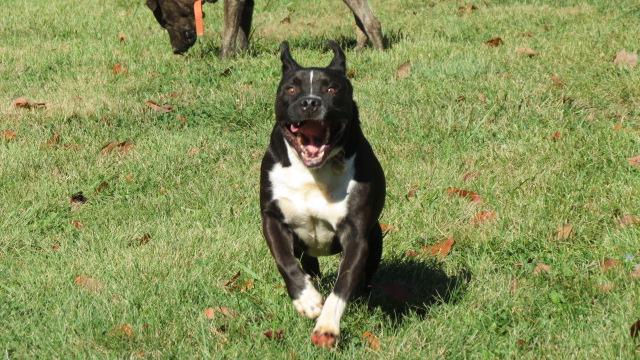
<box><xmin>485</xmin><ymin>37</ymin><xmax>503</xmax><ymax>47</ymax></box>
<box><xmin>631</xmin><ymin>265</ymin><xmax>640</xmax><ymax>279</ymax></box>
<box><xmin>362</xmin><ymin>331</ymin><xmax>381</xmax><ymax>351</ymax></box>
<box><xmin>396</xmin><ymin>61</ymin><xmax>411</xmax><ymax>80</ymax></box>
<box><xmin>112</xmin><ymin>63</ymin><xmax>127</xmax><ymax>75</ymax></box>
<box><xmin>188</xmin><ymin>147</ymin><xmax>200</xmax><ymax>156</ymax></box>
<box><xmin>125</xmin><ymin>173</ymin><xmax>134</xmax><ymax>183</ymax></box>
<box><xmin>477</xmin><ymin>93</ymin><xmax>487</xmax><ymax>103</ymax></box>
<box><xmin>550</xmin><ymin>74</ymin><xmax>565</xmax><ymax>88</ymax></box>
<box><xmin>100</xmin><ymin>140</ymin><xmax>134</xmax><ymax>156</ymax></box>
<box><xmin>509</xmin><ymin>279</ymin><xmax>519</xmax><ymax>294</ymax></box>
<box><xmin>144</xmin><ymin>100</ymin><xmax>173</xmax><ymax>113</ymax></box>
<box><xmin>405</xmin><ymin>250</ymin><xmax>418</xmax><ymax>257</ymax></box>
<box><xmin>240</xmin><ymin>279</ymin><xmax>254</xmax><ymax>292</ymax></box>
<box><xmin>346</xmin><ymin>68</ymin><xmax>357</xmax><ymax>79</ymax></box>
<box><xmin>264</xmin><ymin>329</ymin><xmax>284</xmax><ymax>341</ymax></box>
<box><xmin>380</xmin><ymin>223</ymin><xmax>396</xmax><ymax>233</ymax></box>
<box><xmin>176</xmin><ymin>115</ymin><xmax>188</xmax><ymax>126</ymax></box>
<box><xmin>471</xmin><ymin>210</ymin><xmax>496</xmax><ymax>225</ymax></box>
<box><xmin>618</xmin><ymin>214</ymin><xmax>640</xmax><ymax>227</ymax></box>
<box><xmin>614</xmin><ymin>50</ymin><xmax>638</xmax><ymax>68</ymax></box>
<box><xmin>630</xmin><ymin>319</ymin><xmax>640</xmax><ymax>339</ymax></box>
<box><xmin>458</xmin><ymin>4</ymin><xmax>477</xmax><ymax>15</ymax></box>
<box><xmin>555</xmin><ymin>224</ymin><xmax>573</xmax><ymax>240</ymax></box>
<box><xmin>70</xmin><ymin>192</ymin><xmax>87</xmax><ymax>205</ymax></box>
<box><xmin>462</xmin><ymin>171</ymin><xmax>480</xmax><ymax>182</ymax></box>
<box><xmin>95</xmin><ymin>181</ymin><xmax>109</xmax><ymax>193</ymax></box>
<box><xmin>447</xmin><ymin>187</ymin><xmax>482</xmax><ymax>203</ymax></box>
<box><xmin>406</xmin><ymin>185</ymin><xmax>418</xmax><ymax>199</ymax></box>
<box><xmin>600</xmin><ymin>258</ymin><xmax>620</xmax><ymax>271</ymax></box>
<box><xmin>613</xmin><ymin>122</ymin><xmax>623</xmax><ymax>131</ymax></box>
<box><xmin>516</xmin><ymin>339</ymin><xmax>527</xmax><ymax>347</ymax></box>
<box><xmin>223</xmin><ymin>271</ymin><xmax>241</xmax><ymax>289</ymax></box>
<box><xmin>12</xmin><ymin>97</ymin><xmax>46</xmax><ymax>109</ymax></box>
<box><xmin>533</xmin><ymin>263</ymin><xmax>550</xmax><ymax>275</ymax></box>
<box><xmin>74</xmin><ymin>275</ymin><xmax>103</xmax><ymax>292</ymax></box>
<box><xmin>117</xmin><ymin>32</ymin><xmax>126</xmax><ymax>42</ymax></box>
<box><xmin>628</xmin><ymin>155</ymin><xmax>640</xmax><ymax>168</ymax></box>
<box><xmin>203</xmin><ymin>307</ymin><xmax>216</xmax><ymax>319</ymax></box>
<box><xmin>516</xmin><ymin>47</ymin><xmax>538</xmax><ymax>57</ymax></box>
<box><xmin>597</xmin><ymin>282</ymin><xmax>614</xmax><ymax>293</ymax></box>
<box><xmin>45</xmin><ymin>132</ymin><xmax>61</xmax><ymax>147</ymax></box>
<box><xmin>376</xmin><ymin>282</ymin><xmax>411</xmax><ymax>302</ymax></box>
<box><xmin>1</xmin><ymin>129</ymin><xmax>17</xmax><ymax>141</ymax></box>
<box><xmin>551</xmin><ymin>131</ymin><xmax>562</xmax><ymax>141</ymax></box>
<box><xmin>280</xmin><ymin>15</ymin><xmax>291</xmax><ymax>24</ymax></box>
<box><xmin>112</xmin><ymin>324</ymin><xmax>134</xmax><ymax>338</ymax></box>
<box><xmin>51</xmin><ymin>242</ymin><xmax>61</xmax><ymax>251</ymax></box>
<box><xmin>71</xmin><ymin>220</ymin><xmax>84</xmax><ymax>230</ymax></box>
<box><xmin>220</xmin><ymin>68</ymin><xmax>232</xmax><ymax>77</ymax></box>
<box><xmin>129</xmin><ymin>233</ymin><xmax>151</xmax><ymax>247</ymax></box>
<box><xmin>423</xmin><ymin>237</ymin><xmax>455</xmax><ymax>257</ymax></box>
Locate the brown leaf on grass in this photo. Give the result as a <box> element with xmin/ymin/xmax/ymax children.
<box><xmin>188</xmin><ymin>147</ymin><xmax>201</xmax><ymax>156</ymax></box>
<box><xmin>112</xmin><ymin>63</ymin><xmax>127</xmax><ymax>75</ymax></box>
<box><xmin>1</xmin><ymin>129</ymin><xmax>17</xmax><ymax>141</ymax></box>
<box><xmin>45</xmin><ymin>132</ymin><xmax>61</xmax><ymax>147</ymax></box>
<box><xmin>630</xmin><ymin>320</ymin><xmax>640</xmax><ymax>338</ymax></box>
<box><xmin>551</xmin><ymin>131</ymin><xmax>562</xmax><ymax>141</ymax></box>
<box><xmin>471</xmin><ymin>210</ymin><xmax>496</xmax><ymax>225</ymax></box>
<box><xmin>509</xmin><ymin>279</ymin><xmax>519</xmax><ymax>294</ymax></box>
<box><xmin>346</xmin><ymin>68</ymin><xmax>357</xmax><ymax>79</ymax></box>
<box><xmin>485</xmin><ymin>37</ymin><xmax>503</xmax><ymax>47</ymax></box>
<box><xmin>362</xmin><ymin>331</ymin><xmax>381</xmax><ymax>350</ymax></box>
<box><xmin>477</xmin><ymin>93</ymin><xmax>487</xmax><ymax>103</ymax></box>
<box><xmin>631</xmin><ymin>265</ymin><xmax>640</xmax><ymax>279</ymax></box>
<box><xmin>458</xmin><ymin>4</ymin><xmax>477</xmax><ymax>15</ymax></box>
<box><xmin>74</xmin><ymin>275</ymin><xmax>103</xmax><ymax>292</ymax></box>
<box><xmin>600</xmin><ymin>258</ymin><xmax>620</xmax><ymax>271</ymax></box>
<box><xmin>112</xmin><ymin>324</ymin><xmax>134</xmax><ymax>338</ymax></box>
<box><xmin>405</xmin><ymin>250</ymin><xmax>418</xmax><ymax>257</ymax></box>
<box><xmin>376</xmin><ymin>282</ymin><xmax>411</xmax><ymax>302</ymax></box>
<box><xmin>555</xmin><ymin>224</ymin><xmax>573</xmax><ymax>240</ymax></box>
<box><xmin>100</xmin><ymin>140</ymin><xmax>134</xmax><ymax>156</ymax></box>
<box><xmin>462</xmin><ymin>171</ymin><xmax>480</xmax><ymax>182</ymax></box>
<box><xmin>280</xmin><ymin>15</ymin><xmax>291</xmax><ymax>24</ymax></box>
<box><xmin>264</xmin><ymin>329</ymin><xmax>285</xmax><ymax>340</ymax></box>
<box><xmin>550</xmin><ymin>74</ymin><xmax>565</xmax><ymax>88</ymax></box>
<box><xmin>124</xmin><ymin>173</ymin><xmax>134</xmax><ymax>183</ymax></box>
<box><xmin>395</xmin><ymin>61</ymin><xmax>411</xmax><ymax>80</ymax></box>
<box><xmin>618</xmin><ymin>214</ymin><xmax>640</xmax><ymax>227</ymax></box>
<box><xmin>129</xmin><ymin>233</ymin><xmax>151</xmax><ymax>247</ymax></box>
<box><xmin>203</xmin><ymin>307</ymin><xmax>216</xmax><ymax>319</ymax></box>
<box><xmin>628</xmin><ymin>155</ymin><xmax>640</xmax><ymax>168</ymax></box>
<box><xmin>239</xmin><ymin>279</ymin><xmax>254</xmax><ymax>292</ymax></box>
<box><xmin>380</xmin><ymin>223</ymin><xmax>396</xmax><ymax>233</ymax></box>
<box><xmin>516</xmin><ymin>339</ymin><xmax>527</xmax><ymax>347</ymax></box>
<box><xmin>95</xmin><ymin>181</ymin><xmax>109</xmax><ymax>193</ymax></box>
<box><xmin>117</xmin><ymin>32</ymin><xmax>126</xmax><ymax>42</ymax></box>
<box><xmin>613</xmin><ymin>122</ymin><xmax>623</xmax><ymax>131</ymax></box>
<box><xmin>70</xmin><ymin>192</ymin><xmax>87</xmax><ymax>205</ymax></box>
<box><xmin>533</xmin><ymin>263</ymin><xmax>550</xmax><ymax>275</ymax></box>
<box><xmin>614</xmin><ymin>50</ymin><xmax>638</xmax><ymax>68</ymax></box>
<box><xmin>223</xmin><ymin>271</ymin><xmax>241</xmax><ymax>289</ymax></box>
<box><xmin>423</xmin><ymin>237</ymin><xmax>455</xmax><ymax>257</ymax></box>
<box><xmin>176</xmin><ymin>115</ymin><xmax>188</xmax><ymax>126</ymax></box>
<box><xmin>203</xmin><ymin>306</ymin><xmax>236</xmax><ymax>320</ymax></box>
<box><xmin>406</xmin><ymin>185</ymin><xmax>418</xmax><ymax>199</ymax></box>
<box><xmin>71</xmin><ymin>220</ymin><xmax>84</xmax><ymax>229</ymax></box>
<box><xmin>447</xmin><ymin>187</ymin><xmax>482</xmax><ymax>203</ymax></box>
<box><xmin>12</xmin><ymin>97</ymin><xmax>46</xmax><ymax>109</ymax></box>
<box><xmin>220</xmin><ymin>68</ymin><xmax>232</xmax><ymax>77</ymax></box>
<box><xmin>51</xmin><ymin>242</ymin><xmax>61</xmax><ymax>251</ymax></box>
<box><xmin>597</xmin><ymin>282</ymin><xmax>614</xmax><ymax>293</ymax></box>
<box><xmin>144</xmin><ymin>100</ymin><xmax>173</xmax><ymax>113</ymax></box>
<box><xmin>516</xmin><ymin>47</ymin><xmax>538</xmax><ymax>57</ymax></box>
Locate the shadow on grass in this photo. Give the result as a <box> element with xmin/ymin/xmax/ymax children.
<box><xmin>366</xmin><ymin>258</ymin><xmax>471</xmax><ymax>325</ymax></box>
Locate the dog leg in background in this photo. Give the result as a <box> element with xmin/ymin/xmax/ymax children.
<box><xmin>221</xmin><ymin>0</ymin><xmax>247</xmax><ymax>58</ymax></box>
<box><xmin>236</xmin><ymin>0</ymin><xmax>254</xmax><ymax>51</ymax></box>
<box><xmin>342</xmin><ymin>0</ymin><xmax>384</xmax><ymax>50</ymax></box>
<box><xmin>262</xmin><ymin>211</ymin><xmax>324</xmax><ymax>319</ymax></box>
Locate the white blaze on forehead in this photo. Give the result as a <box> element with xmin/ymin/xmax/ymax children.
<box><xmin>309</xmin><ymin>70</ymin><xmax>315</xmax><ymax>95</ymax></box>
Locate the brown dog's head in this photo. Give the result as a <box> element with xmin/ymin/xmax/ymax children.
<box><xmin>147</xmin><ymin>0</ymin><xmax>204</xmax><ymax>54</ymax></box>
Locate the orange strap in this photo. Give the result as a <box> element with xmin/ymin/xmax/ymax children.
<box><xmin>194</xmin><ymin>0</ymin><xmax>204</xmax><ymax>36</ymax></box>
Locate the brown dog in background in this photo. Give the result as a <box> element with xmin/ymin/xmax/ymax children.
<box><xmin>146</xmin><ymin>0</ymin><xmax>384</xmax><ymax>56</ymax></box>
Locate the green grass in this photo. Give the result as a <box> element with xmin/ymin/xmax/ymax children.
<box><xmin>1</xmin><ymin>0</ymin><xmax>640</xmax><ymax>358</ymax></box>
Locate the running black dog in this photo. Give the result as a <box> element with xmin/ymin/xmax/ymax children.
<box><xmin>259</xmin><ymin>41</ymin><xmax>385</xmax><ymax>348</ymax></box>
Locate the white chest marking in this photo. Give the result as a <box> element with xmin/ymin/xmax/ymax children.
<box><xmin>269</xmin><ymin>143</ymin><xmax>356</xmax><ymax>256</ymax></box>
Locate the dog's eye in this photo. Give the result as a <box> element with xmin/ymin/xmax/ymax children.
<box><xmin>286</xmin><ymin>87</ymin><xmax>298</xmax><ymax>96</ymax></box>
<box><xmin>325</xmin><ymin>87</ymin><xmax>337</xmax><ymax>94</ymax></box>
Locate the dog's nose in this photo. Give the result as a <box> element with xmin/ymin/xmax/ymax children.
<box><xmin>300</xmin><ymin>97</ymin><xmax>322</xmax><ymax>113</ymax></box>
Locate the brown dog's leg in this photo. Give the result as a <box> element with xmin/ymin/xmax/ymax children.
<box><xmin>342</xmin><ymin>0</ymin><xmax>384</xmax><ymax>50</ymax></box>
<box><xmin>221</xmin><ymin>0</ymin><xmax>246</xmax><ymax>58</ymax></box>
<box><xmin>353</xmin><ymin>15</ymin><xmax>369</xmax><ymax>50</ymax></box>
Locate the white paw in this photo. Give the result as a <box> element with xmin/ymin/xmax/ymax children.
<box><xmin>313</xmin><ymin>293</ymin><xmax>346</xmax><ymax>337</ymax></box>
<box><xmin>292</xmin><ymin>277</ymin><xmax>323</xmax><ymax>319</ymax></box>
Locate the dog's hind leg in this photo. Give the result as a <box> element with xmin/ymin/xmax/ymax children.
<box><xmin>294</xmin><ymin>247</ymin><xmax>322</xmax><ymax>278</ymax></box>
<box><xmin>236</xmin><ymin>0</ymin><xmax>254</xmax><ymax>51</ymax></box>
<box><xmin>363</xmin><ymin>222</ymin><xmax>382</xmax><ymax>289</ymax></box>
<box><xmin>342</xmin><ymin>0</ymin><xmax>384</xmax><ymax>50</ymax></box>
<box><xmin>221</xmin><ymin>0</ymin><xmax>247</xmax><ymax>58</ymax></box>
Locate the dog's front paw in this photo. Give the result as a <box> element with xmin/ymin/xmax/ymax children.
<box><xmin>311</xmin><ymin>324</ymin><xmax>339</xmax><ymax>348</ymax></box>
<box><xmin>292</xmin><ymin>279</ymin><xmax>323</xmax><ymax>319</ymax></box>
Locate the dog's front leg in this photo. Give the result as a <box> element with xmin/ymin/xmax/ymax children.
<box><xmin>262</xmin><ymin>212</ymin><xmax>323</xmax><ymax>319</ymax></box>
<box><xmin>311</xmin><ymin>221</ymin><xmax>368</xmax><ymax>348</ymax></box>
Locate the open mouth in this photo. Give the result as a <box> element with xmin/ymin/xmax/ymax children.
<box><xmin>285</xmin><ymin>120</ymin><xmax>332</xmax><ymax>167</ymax></box>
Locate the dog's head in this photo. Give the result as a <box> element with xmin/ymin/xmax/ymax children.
<box><xmin>275</xmin><ymin>41</ymin><xmax>356</xmax><ymax>169</ymax></box>
<box><xmin>146</xmin><ymin>0</ymin><xmax>202</xmax><ymax>54</ymax></box>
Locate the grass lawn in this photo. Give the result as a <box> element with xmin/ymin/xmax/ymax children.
<box><xmin>1</xmin><ymin>0</ymin><xmax>640</xmax><ymax>358</ymax></box>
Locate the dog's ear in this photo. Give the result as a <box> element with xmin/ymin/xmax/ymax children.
<box><xmin>146</xmin><ymin>0</ymin><xmax>158</xmax><ymax>11</ymax></box>
<box><xmin>326</xmin><ymin>40</ymin><xmax>346</xmax><ymax>74</ymax></box>
<box><xmin>280</xmin><ymin>41</ymin><xmax>301</xmax><ymax>73</ymax></box>
<box><xmin>146</xmin><ymin>0</ymin><xmax>167</xmax><ymax>28</ymax></box>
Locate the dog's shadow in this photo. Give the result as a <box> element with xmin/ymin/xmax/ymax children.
<box><xmin>320</xmin><ymin>256</ymin><xmax>471</xmax><ymax>325</ymax></box>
